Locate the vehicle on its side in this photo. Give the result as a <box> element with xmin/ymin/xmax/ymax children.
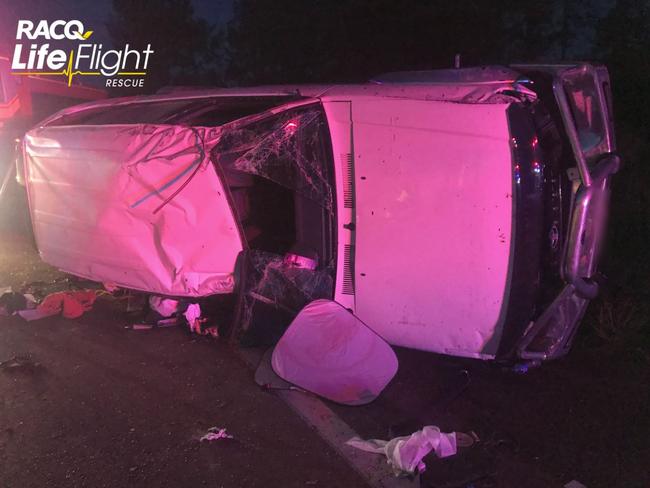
<box><xmin>19</xmin><ymin>64</ymin><xmax>618</xmax><ymax>362</ymax></box>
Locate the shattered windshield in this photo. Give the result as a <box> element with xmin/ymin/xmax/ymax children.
<box><xmin>212</xmin><ymin>104</ymin><xmax>334</xmax><ymax>211</ymax></box>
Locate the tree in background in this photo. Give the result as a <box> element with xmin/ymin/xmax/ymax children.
<box><xmin>592</xmin><ymin>0</ymin><xmax>650</xmax><ymax>328</ymax></box>
<box><xmin>108</xmin><ymin>0</ymin><xmax>217</xmax><ymax>93</ymax></box>
<box><xmin>596</xmin><ymin>0</ymin><xmax>650</xmax><ymax>131</ymax></box>
<box><xmin>226</xmin><ymin>0</ymin><xmax>564</xmax><ymax>85</ymax></box>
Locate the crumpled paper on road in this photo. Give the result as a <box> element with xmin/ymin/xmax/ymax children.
<box><xmin>346</xmin><ymin>425</ymin><xmax>457</xmax><ymax>476</ymax></box>
<box><xmin>200</xmin><ymin>427</ymin><xmax>233</xmax><ymax>442</ymax></box>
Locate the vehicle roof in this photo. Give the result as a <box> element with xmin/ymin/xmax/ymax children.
<box><xmin>40</xmin><ymin>65</ymin><xmax>550</xmax><ymax>126</ymax></box>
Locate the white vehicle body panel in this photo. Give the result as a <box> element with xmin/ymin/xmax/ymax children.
<box><xmin>24</xmin><ymin>124</ymin><xmax>243</xmax><ymax>296</ymax></box>
<box><xmin>347</xmin><ymin>98</ymin><xmax>513</xmax><ymax>358</ymax></box>
<box><xmin>19</xmin><ymin>64</ymin><xmax>615</xmax><ymax>361</ymax></box>
<box><xmin>23</xmin><ymin>74</ymin><xmax>524</xmax><ymax>355</ymax></box>
<box><xmin>321</xmin><ymin>100</ymin><xmax>355</xmax><ymax>311</ymax></box>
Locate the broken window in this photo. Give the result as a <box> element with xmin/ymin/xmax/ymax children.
<box><xmin>213</xmin><ymin>106</ymin><xmax>334</xmax><ymax>211</ymax></box>
<box><xmin>233</xmin><ymin>250</ymin><xmax>335</xmax><ymax>346</ymax></box>
<box><xmin>210</xmin><ymin>103</ymin><xmax>337</xmax><ymax>346</ymax></box>
<box><xmin>212</xmin><ymin>104</ymin><xmax>336</xmax><ymax>263</ymax></box>
<box><xmin>563</xmin><ymin>72</ymin><xmax>606</xmax><ymax>158</ymax></box>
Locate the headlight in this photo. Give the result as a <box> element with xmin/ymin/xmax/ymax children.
<box><xmin>14</xmin><ymin>137</ymin><xmax>25</xmax><ymax>186</ymax></box>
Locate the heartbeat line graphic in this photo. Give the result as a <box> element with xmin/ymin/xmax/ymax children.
<box><xmin>11</xmin><ymin>50</ymin><xmax>146</xmax><ymax>86</ymax></box>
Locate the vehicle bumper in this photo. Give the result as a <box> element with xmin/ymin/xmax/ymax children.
<box><xmin>516</xmin><ymin>153</ymin><xmax>620</xmax><ymax>360</ymax></box>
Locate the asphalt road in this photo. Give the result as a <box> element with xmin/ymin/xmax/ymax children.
<box><xmin>1</xmin><ymin>228</ymin><xmax>648</xmax><ymax>488</ymax></box>
<box><xmin>0</xmin><ymin>233</ymin><xmax>367</xmax><ymax>488</ymax></box>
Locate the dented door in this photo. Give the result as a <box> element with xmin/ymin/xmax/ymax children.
<box><xmin>23</xmin><ymin>124</ymin><xmax>243</xmax><ymax>296</ymax></box>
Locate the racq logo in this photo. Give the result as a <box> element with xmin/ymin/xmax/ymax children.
<box><xmin>11</xmin><ymin>20</ymin><xmax>154</xmax><ymax>88</ymax></box>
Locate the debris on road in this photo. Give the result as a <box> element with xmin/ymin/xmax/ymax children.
<box><xmin>12</xmin><ymin>289</ymin><xmax>98</xmax><ymax>321</ymax></box>
<box><xmin>455</xmin><ymin>431</ymin><xmax>480</xmax><ymax>448</ymax></box>
<box><xmin>0</xmin><ymin>355</ymin><xmax>42</xmax><ymax>374</ymax></box>
<box><xmin>17</xmin><ymin>308</ymin><xmax>57</xmax><ymax>321</ymax></box>
<box><xmin>271</xmin><ymin>299</ymin><xmax>398</xmax><ymax>405</ymax></box>
<box><xmin>184</xmin><ymin>303</ymin><xmax>202</xmax><ymax>333</ymax></box>
<box><xmin>35</xmin><ymin>289</ymin><xmax>98</xmax><ymax>319</ymax></box>
<box><xmin>346</xmin><ymin>425</ymin><xmax>458</xmax><ymax>476</ymax></box>
<box><xmin>255</xmin><ymin>348</ymin><xmax>306</xmax><ymax>392</ymax></box>
<box><xmin>135</xmin><ymin>297</ymin><xmax>220</xmax><ymax>337</ymax></box>
<box><xmin>149</xmin><ymin>296</ymin><xmax>179</xmax><ymax>317</ymax></box>
<box><xmin>564</xmin><ymin>481</ymin><xmax>587</xmax><ymax>488</ymax></box>
<box><xmin>132</xmin><ymin>324</ymin><xmax>155</xmax><ymax>331</ymax></box>
<box><xmin>0</xmin><ymin>288</ymin><xmax>36</xmax><ymax>315</ymax></box>
<box><xmin>131</xmin><ymin>317</ymin><xmax>179</xmax><ymax>330</ymax></box>
<box><xmin>181</xmin><ymin>302</ymin><xmax>219</xmax><ymax>337</ymax></box>
<box><xmin>199</xmin><ymin>427</ymin><xmax>234</xmax><ymax>442</ymax></box>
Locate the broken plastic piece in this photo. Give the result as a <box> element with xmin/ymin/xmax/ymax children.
<box><xmin>346</xmin><ymin>426</ymin><xmax>458</xmax><ymax>476</ymax></box>
<box><xmin>271</xmin><ymin>299</ymin><xmax>398</xmax><ymax>405</ymax></box>
<box><xmin>200</xmin><ymin>427</ymin><xmax>233</xmax><ymax>442</ymax></box>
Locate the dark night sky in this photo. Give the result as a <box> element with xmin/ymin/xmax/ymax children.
<box><xmin>0</xmin><ymin>0</ymin><xmax>233</xmax><ymax>52</ymax></box>
<box><xmin>0</xmin><ymin>0</ymin><xmax>619</xmax><ymax>92</ymax></box>
<box><xmin>1</xmin><ymin>0</ymin><xmax>615</xmax><ymax>59</ymax></box>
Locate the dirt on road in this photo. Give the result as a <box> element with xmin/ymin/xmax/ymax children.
<box><xmin>0</xmin><ymin>233</ymin><xmax>367</xmax><ymax>488</ymax></box>
<box><xmin>1</xmin><ymin>232</ymin><xmax>649</xmax><ymax>488</ymax></box>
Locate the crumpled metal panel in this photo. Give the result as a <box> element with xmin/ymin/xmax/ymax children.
<box><xmin>23</xmin><ymin>124</ymin><xmax>243</xmax><ymax>296</ymax></box>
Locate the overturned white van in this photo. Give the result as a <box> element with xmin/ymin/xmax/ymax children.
<box><xmin>20</xmin><ymin>64</ymin><xmax>619</xmax><ymax>362</ymax></box>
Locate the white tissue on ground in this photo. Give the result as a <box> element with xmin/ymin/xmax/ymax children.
<box><xmin>346</xmin><ymin>425</ymin><xmax>457</xmax><ymax>476</ymax></box>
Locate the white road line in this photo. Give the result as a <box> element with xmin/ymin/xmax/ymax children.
<box><xmin>237</xmin><ymin>348</ymin><xmax>418</xmax><ymax>488</ymax></box>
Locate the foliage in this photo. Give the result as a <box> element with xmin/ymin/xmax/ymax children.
<box><xmin>226</xmin><ymin>0</ymin><xmax>562</xmax><ymax>84</ymax></box>
<box><xmin>107</xmin><ymin>0</ymin><xmax>216</xmax><ymax>92</ymax></box>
